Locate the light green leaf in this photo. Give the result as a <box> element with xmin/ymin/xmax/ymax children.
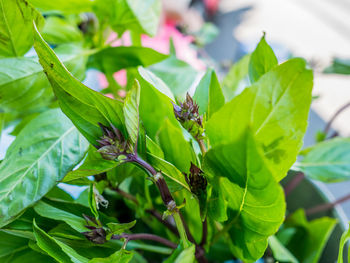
<box><xmin>174</xmin><ymin>244</ymin><xmax>195</xmax><ymax>263</ymax></box>
<box><xmin>33</xmin><ymin>201</ymin><xmax>87</xmax><ymax>233</ymax></box>
<box><xmin>337</xmin><ymin>223</ymin><xmax>350</xmax><ymax>263</ymax></box>
<box><xmin>148</xmin><ymin>56</ymin><xmax>198</xmax><ymax>100</ymax></box>
<box><xmin>146</xmin><ymin>153</ymin><xmax>191</xmax><ymax>192</ymax></box>
<box><xmin>206</xmin><ymin>58</ymin><xmax>313</xmax><ymax>181</ymax></box>
<box><xmin>222</xmin><ymin>54</ymin><xmax>250</xmax><ymax>101</ymax></box>
<box><xmin>88</xmin><ymin>184</ymin><xmax>99</xmax><ymax>219</ymax></box>
<box><xmin>33</xmin><ymin>219</ymin><xmax>89</xmax><ymax>263</ymax></box>
<box><xmin>88</xmin><ymin>46</ymin><xmax>167</xmax><ymax>75</ymax></box>
<box><xmin>157</xmin><ymin>119</ymin><xmax>196</xmax><ymax>172</ymax></box>
<box><xmin>298</xmin><ymin>138</ymin><xmax>350</xmax><ymax>182</ymax></box>
<box><xmin>33</xmin><ymin>24</ymin><xmax>125</xmax><ymax>145</ymax></box>
<box><xmin>249</xmin><ymin>35</ymin><xmax>278</xmax><ymax>83</ymax></box>
<box><xmin>42</xmin><ymin>16</ymin><xmax>83</xmax><ymax>45</ymax></box>
<box><xmin>93</xmin><ymin>0</ymin><xmax>160</xmax><ymax>36</ymax></box>
<box><xmin>89</xmin><ymin>249</ymin><xmax>134</xmax><ymax>263</ymax></box>
<box><xmin>193</xmin><ymin>69</ymin><xmax>225</xmax><ymax>118</ymax></box>
<box><xmin>124</xmin><ymin>80</ymin><xmax>140</xmax><ymax>146</ymax></box>
<box><xmin>0</xmin><ymin>0</ymin><xmax>44</xmax><ymax>57</ymax></box>
<box><xmin>281</xmin><ymin>209</ymin><xmax>337</xmax><ymax>263</ymax></box>
<box><xmin>268</xmin><ymin>235</ymin><xmax>299</xmax><ymax>263</ymax></box>
<box><xmin>0</xmin><ymin>44</ymin><xmax>89</xmax><ymax>113</ymax></box>
<box><xmin>204</xmin><ymin>130</ymin><xmax>285</xmax><ymax>262</ymax></box>
<box><xmin>0</xmin><ymin>109</ymin><xmax>88</xmax><ymax>227</ymax></box>
<box><xmin>106</xmin><ymin>221</ymin><xmax>136</xmax><ymax>238</ymax></box>
<box><xmin>28</xmin><ymin>0</ymin><xmax>92</xmax><ymax>13</ymax></box>
<box><xmin>63</xmin><ymin>146</ymin><xmax>118</xmax><ymax>183</ymax></box>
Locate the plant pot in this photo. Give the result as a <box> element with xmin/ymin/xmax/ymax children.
<box><xmin>283</xmin><ymin>173</ymin><xmax>348</xmax><ymax>262</ymax></box>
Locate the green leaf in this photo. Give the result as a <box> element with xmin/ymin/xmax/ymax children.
<box><xmin>193</xmin><ymin>69</ymin><xmax>225</xmax><ymax>118</ymax></box>
<box><xmin>63</xmin><ymin>146</ymin><xmax>118</xmax><ymax>183</ymax></box>
<box><xmin>0</xmin><ymin>44</ymin><xmax>89</xmax><ymax>113</ymax></box>
<box><xmin>93</xmin><ymin>0</ymin><xmax>160</xmax><ymax>36</ymax></box>
<box><xmin>88</xmin><ymin>184</ymin><xmax>99</xmax><ymax>219</ymax></box>
<box><xmin>33</xmin><ymin>219</ymin><xmax>89</xmax><ymax>263</ymax></box>
<box><xmin>42</xmin><ymin>16</ymin><xmax>83</xmax><ymax>45</ymax></box>
<box><xmin>106</xmin><ymin>221</ymin><xmax>136</xmax><ymax>237</ymax></box>
<box><xmin>324</xmin><ymin>58</ymin><xmax>350</xmax><ymax>75</ymax></box>
<box><xmin>33</xmin><ymin>201</ymin><xmax>87</xmax><ymax>233</ymax></box>
<box><xmin>298</xmin><ymin>138</ymin><xmax>350</xmax><ymax>182</ymax></box>
<box><xmin>124</xmin><ymin>80</ymin><xmax>140</xmax><ymax>146</ymax></box>
<box><xmin>28</xmin><ymin>0</ymin><xmax>92</xmax><ymax>13</ymax></box>
<box><xmin>174</xmin><ymin>244</ymin><xmax>195</xmax><ymax>263</ymax></box>
<box><xmin>268</xmin><ymin>235</ymin><xmax>299</xmax><ymax>263</ymax></box>
<box><xmin>248</xmin><ymin>35</ymin><xmax>278</xmax><ymax>83</ymax></box>
<box><xmin>146</xmin><ymin>153</ymin><xmax>191</xmax><ymax>192</ymax></box>
<box><xmin>0</xmin><ymin>231</ymin><xmax>28</xmax><ymax>257</ymax></box>
<box><xmin>88</xmin><ymin>46</ymin><xmax>167</xmax><ymax>75</ymax></box>
<box><xmin>337</xmin><ymin>223</ymin><xmax>350</xmax><ymax>263</ymax></box>
<box><xmin>157</xmin><ymin>119</ymin><xmax>197</xmax><ymax>172</ymax></box>
<box><xmin>204</xmin><ymin>130</ymin><xmax>285</xmax><ymax>262</ymax></box>
<box><xmin>148</xmin><ymin>56</ymin><xmax>198</xmax><ymax>100</ymax></box>
<box><xmin>89</xmin><ymin>249</ymin><xmax>134</xmax><ymax>263</ymax></box>
<box><xmin>0</xmin><ymin>248</ymin><xmax>53</xmax><ymax>263</ymax></box>
<box><xmin>222</xmin><ymin>54</ymin><xmax>250</xmax><ymax>101</ymax></box>
<box><xmin>206</xmin><ymin>58</ymin><xmax>313</xmax><ymax>181</ymax></box>
<box><xmin>0</xmin><ymin>0</ymin><xmax>44</xmax><ymax>57</ymax></box>
<box><xmin>281</xmin><ymin>209</ymin><xmax>336</xmax><ymax>263</ymax></box>
<box><xmin>33</xmin><ymin>24</ymin><xmax>125</xmax><ymax>145</ymax></box>
<box><xmin>0</xmin><ymin>109</ymin><xmax>88</xmax><ymax>227</ymax></box>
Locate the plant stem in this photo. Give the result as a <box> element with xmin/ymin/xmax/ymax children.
<box><xmin>324</xmin><ymin>101</ymin><xmax>350</xmax><ymax>135</ymax></box>
<box><xmin>305</xmin><ymin>192</ymin><xmax>350</xmax><ymax>216</ymax></box>
<box><xmin>200</xmin><ymin>218</ymin><xmax>207</xmax><ymax>246</ymax></box>
<box><xmin>112</xmin><ymin>233</ymin><xmax>177</xmax><ymax>249</ymax></box>
<box><xmin>173</xmin><ymin>211</ymin><xmax>191</xmax><ymax>248</ymax></box>
<box><xmin>284</xmin><ymin>171</ymin><xmax>305</xmax><ymax>197</ymax></box>
<box><xmin>198</xmin><ymin>139</ymin><xmax>207</xmax><ymax>156</ymax></box>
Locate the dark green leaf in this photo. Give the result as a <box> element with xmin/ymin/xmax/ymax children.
<box><xmin>204</xmin><ymin>130</ymin><xmax>285</xmax><ymax>261</ymax></box>
<box><xmin>88</xmin><ymin>46</ymin><xmax>167</xmax><ymax>75</ymax></box>
<box><xmin>206</xmin><ymin>58</ymin><xmax>313</xmax><ymax>181</ymax></box>
<box><xmin>0</xmin><ymin>231</ymin><xmax>28</xmax><ymax>257</ymax></box>
<box><xmin>0</xmin><ymin>109</ymin><xmax>88</xmax><ymax>227</ymax></box>
<box><xmin>222</xmin><ymin>54</ymin><xmax>250</xmax><ymax>101</ymax></box>
<box><xmin>0</xmin><ymin>248</ymin><xmax>53</xmax><ymax>263</ymax></box>
<box><xmin>324</xmin><ymin>58</ymin><xmax>350</xmax><ymax>75</ymax></box>
<box><xmin>298</xmin><ymin>138</ymin><xmax>350</xmax><ymax>182</ymax></box>
<box><xmin>249</xmin><ymin>35</ymin><xmax>278</xmax><ymax>83</ymax></box>
<box><xmin>33</xmin><ymin>201</ymin><xmax>87</xmax><ymax>233</ymax></box>
<box><xmin>337</xmin><ymin>222</ymin><xmax>350</xmax><ymax>263</ymax></box>
<box><xmin>193</xmin><ymin>69</ymin><xmax>225</xmax><ymax>118</ymax></box>
<box><xmin>0</xmin><ymin>0</ymin><xmax>44</xmax><ymax>57</ymax></box>
<box><xmin>124</xmin><ymin>80</ymin><xmax>140</xmax><ymax>146</ymax></box>
<box><xmin>33</xmin><ymin>24</ymin><xmax>125</xmax><ymax>145</ymax></box>
<box><xmin>33</xmin><ymin>219</ymin><xmax>89</xmax><ymax>263</ymax></box>
<box><xmin>89</xmin><ymin>249</ymin><xmax>134</xmax><ymax>263</ymax></box>
<box><xmin>268</xmin><ymin>235</ymin><xmax>299</xmax><ymax>263</ymax></box>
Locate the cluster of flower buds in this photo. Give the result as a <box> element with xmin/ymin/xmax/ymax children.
<box><xmin>185</xmin><ymin>163</ymin><xmax>208</xmax><ymax>196</ymax></box>
<box><xmin>96</xmin><ymin>123</ymin><xmax>131</xmax><ymax>160</ymax></box>
<box><xmin>172</xmin><ymin>93</ymin><xmax>205</xmax><ymax>140</ymax></box>
<box><xmin>81</xmin><ymin>214</ymin><xmax>106</xmax><ymax>244</ymax></box>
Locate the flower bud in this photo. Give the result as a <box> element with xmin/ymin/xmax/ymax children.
<box><xmin>82</xmin><ymin>227</ymin><xmax>106</xmax><ymax>244</ymax></box>
<box><xmin>185</xmin><ymin>163</ymin><xmax>207</xmax><ymax>196</ymax></box>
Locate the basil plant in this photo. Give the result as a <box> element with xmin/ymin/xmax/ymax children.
<box><xmin>0</xmin><ymin>0</ymin><xmax>343</xmax><ymax>262</ymax></box>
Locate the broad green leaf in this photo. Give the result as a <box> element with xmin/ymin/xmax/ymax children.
<box><xmin>337</xmin><ymin>223</ymin><xmax>350</xmax><ymax>263</ymax></box>
<box><xmin>298</xmin><ymin>138</ymin><xmax>350</xmax><ymax>182</ymax></box>
<box><xmin>249</xmin><ymin>35</ymin><xmax>278</xmax><ymax>83</ymax></box>
<box><xmin>0</xmin><ymin>109</ymin><xmax>88</xmax><ymax>227</ymax></box>
<box><xmin>89</xmin><ymin>249</ymin><xmax>134</xmax><ymax>263</ymax></box>
<box><xmin>63</xmin><ymin>146</ymin><xmax>118</xmax><ymax>183</ymax></box>
<box><xmin>33</xmin><ymin>201</ymin><xmax>87</xmax><ymax>233</ymax></box>
<box><xmin>124</xmin><ymin>80</ymin><xmax>140</xmax><ymax>146</ymax></box>
<box><xmin>42</xmin><ymin>16</ymin><xmax>83</xmax><ymax>45</ymax></box>
<box><xmin>0</xmin><ymin>0</ymin><xmax>44</xmax><ymax>57</ymax></box>
<box><xmin>0</xmin><ymin>248</ymin><xmax>53</xmax><ymax>263</ymax></box>
<box><xmin>193</xmin><ymin>69</ymin><xmax>225</xmax><ymax>118</ymax></box>
<box><xmin>222</xmin><ymin>54</ymin><xmax>250</xmax><ymax>101</ymax></box>
<box><xmin>268</xmin><ymin>235</ymin><xmax>299</xmax><ymax>263</ymax></box>
<box><xmin>324</xmin><ymin>58</ymin><xmax>350</xmax><ymax>75</ymax></box>
<box><xmin>33</xmin><ymin>24</ymin><xmax>125</xmax><ymax>145</ymax></box>
<box><xmin>88</xmin><ymin>46</ymin><xmax>167</xmax><ymax>75</ymax></box>
<box><xmin>146</xmin><ymin>153</ymin><xmax>191</xmax><ymax>192</ymax></box>
<box><xmin>33</xmin><ymin>219</ymin><xmax>89</xmax><ymax>263</ymax></box>
<box><xmin>28</xmin><ymin>0</ymin><xmax>92</xmax><ymax>13</ymax></box>
<box><xmin>106</xmin><ymin>221</ymin><xmax>136</xmax><ymax>238</ymax></box>
<box><xmin>174</xmin><ymin>244</ymin><xmax>195</xmax><ymax>263</ymax></box>
<box><xmin>157</xmin><ymin>119</ymin><xmax>196</xmax><ymax>172</ymax></box>
<box><xmin>207</xmin><ymin>177</ymin><xmax>228</xmax><ymax>222</ymax></box>
<box><xmin>93</xmin><ymin>0</ymin><xmax>160</xmax><ymax>36</ymax></box>
<box><xmin>206</xmin><ymin>58</ymin><xmax>313</xmax><ymax>181</ymax></box>
<box><xmin>204</xmin><ymin>130</ymin><xmax>285</xmax><ymax>262</ymax></box>
<box><xmin>281</xmin><ymin>209</ymin><xmax>336</xmax><ymax>263</ymax></box>
<box><xmin>0</xmin><ymin>231</ymin><xmax>28</xmax><ymax>257</ymax></box>
<box><xmin>0</xmin><ymin>44</ymin><xmax>89</xmax><ymax>113</ymax></box>
<box><xmin>149</xmin><ymin>56</ymin><xmax>198</xmax><ymax>100</ymax></box>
